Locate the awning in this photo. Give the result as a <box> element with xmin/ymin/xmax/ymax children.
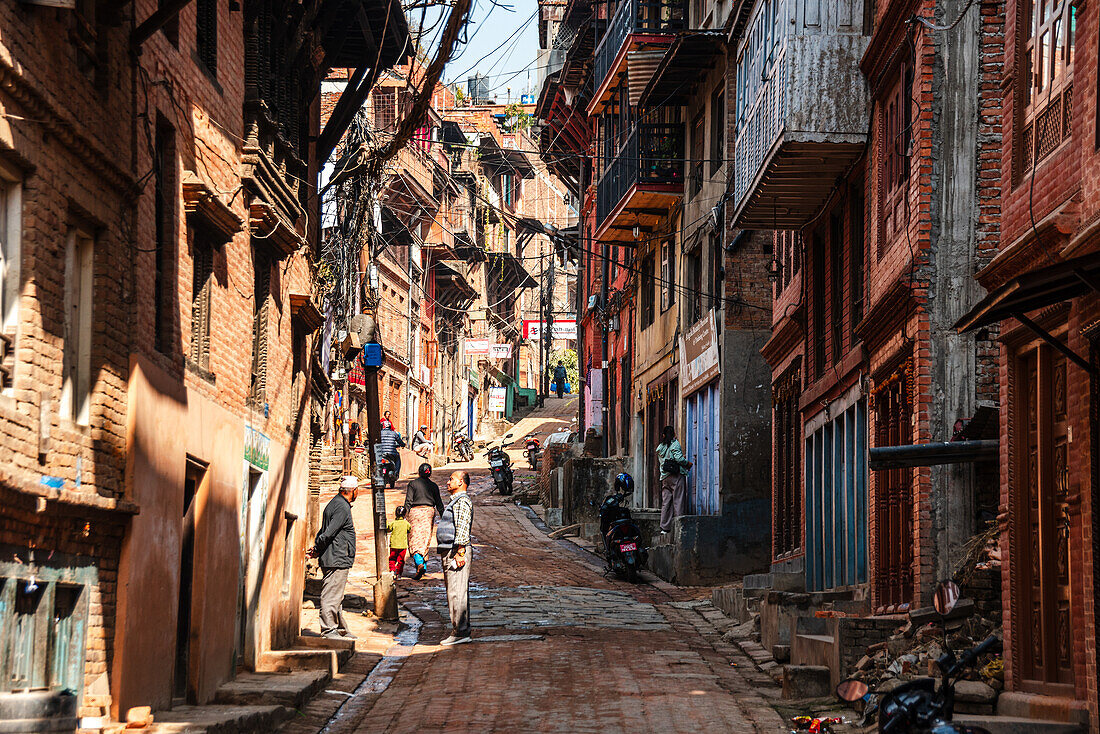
<box><xmin>486</xmin><ymin>251</ymin><xmax>537</xmax><ymax>290</ymax></box>
<box><xmin>478</xmin><ymin>135</ymin><xmax>536</xmax><ymax>179</ymax></box>
<box><xmin>320</xmin><ymin>0</ymin><xmax>411</xmax><ymax>70</ymax></box>
<box><xmin>955</xmin><ymin>250</ymin><xmax>1100</xmax><ymax>332</ymax></box>
<box><xmin>433</xmin><ymin>261</ymin><xmax>477</xmax><ymax>307</ymax></box>
<box><xmin>640</xmin><ymin>31</ymin><xmax>726</xmax><ymax>108</ymax></box>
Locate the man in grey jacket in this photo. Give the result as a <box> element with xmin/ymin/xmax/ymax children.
<box><xmin>309</xmin><ymin>475</ymin><xmax>358</xmax><ymax>639</ymax></box>
<box><xmin>436</xmin><ymin>470</ymin><xmax>474</xmax><ymax>645</ymax></box>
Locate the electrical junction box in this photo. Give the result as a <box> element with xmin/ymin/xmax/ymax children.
<box><xmin>363</xmin><ymin>343</ymin><xmax>383</xmax><ymax>368</ymax></box>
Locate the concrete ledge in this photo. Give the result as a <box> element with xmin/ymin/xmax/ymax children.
<box><xmin>996</xmin><ymin>692</ymin><xmax>1090</xmax><ymax>726</ymax></box>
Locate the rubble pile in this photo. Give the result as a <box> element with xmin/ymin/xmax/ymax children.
<box><xmin>846</xmin><ymin>603</ymin><xmax>1003</xmax><ymax>712</ymax></box>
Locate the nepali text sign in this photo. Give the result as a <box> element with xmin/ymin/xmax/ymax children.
<box><xmin>679</xmin><ymin>311</ymin><xmax>720</xmax><ymax>396</ymax></box>
<box><xmin>523</xmin><ymin>319</ymin><xmax>578</xmax><ymax>341</ymax></box>
<box><xmin>490</xmin><ymin>343</ymin><xmax>513</xmax><ymax>360</ymax></box>
<box><xmin>488</xmin><ymin>387</ymin><xmax>508</xmax><ymax>412</ymax></box>
<box><xmin>466</xmin><ymin>338</ymin><xmax>490</xmax><ymax>355</ymax></box>
<box><xmin>245</xmin><ymin>426</ymin><xmax>270</xmax><ymax>471</ymax></box>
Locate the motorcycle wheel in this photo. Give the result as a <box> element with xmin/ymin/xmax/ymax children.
<box><xmin>462</xmin><ymin>445</ymin><xmax>473</xmax><ymax>462</ymax></box>
<box><xmin>502</xmin><ymin>480</ymin><xmax>513</xmax><ymax>496</ymax></box>
<box><xmin>625</xmin><ymin>563</ymin><xmax>638</xmax><ymax>583</ymax></box>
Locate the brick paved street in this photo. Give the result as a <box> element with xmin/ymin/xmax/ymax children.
<box><xmin>290</xmin><ymin>400</ymin><xmax>789</xmax><ymax>734</ymax></box>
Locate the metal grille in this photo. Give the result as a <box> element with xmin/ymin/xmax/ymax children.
<box><xmin>0</xmin><ymin>330</ymin><xmax>13</xmax><ymax>390</ymax></box>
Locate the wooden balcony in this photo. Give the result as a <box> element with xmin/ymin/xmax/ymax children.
<box><xmin>595</xmin><ymin>123</ymin><xmax>684</xmax><ymax>241</ymax></box>
<box><xmin>589</xmin><ymin>0</ymin><xmax>686</xmax><ymax>114</ymax></box>
<box><xmin>729</xmin><ymin>0</ymin><xmax>869</xmax><ymax>229</ymax></box>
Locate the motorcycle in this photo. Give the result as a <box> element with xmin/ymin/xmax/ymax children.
<box><xmin>378</xmin><ymin>453</ymin><xmax>399</xmax><ymax>488</ymax></box>
<box><xmin>452</xmin><ymin>432</ymin><xmax>474</xmax><ymax>463</ymax></box>
<box><xmin>486</xmin><ymin>435</ymin><xmax>514</xmax><ymax>495</ymax></box>
<box><xmin>598</xmin><ymin>487</ymin><xmax>647</xmax><ymax>583</ymax></box>
<box><xmin>522</xmin><ymin>435</ymin><xmax>541</xmax><ymax>470</ymax></box>
<box><xmin>836</xmin><ymin>580</ymin><xmax>1000</xmax><ymax>734</ymax></box>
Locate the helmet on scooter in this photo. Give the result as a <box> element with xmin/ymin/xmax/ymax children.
<box><xmin>614</xmin><ymin>473</ymin><xmax>634</xmax><ymax>494</ymax></box>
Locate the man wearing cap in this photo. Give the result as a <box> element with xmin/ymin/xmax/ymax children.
<box><xmin>308</xmin><ymin>475</ymin><xmax>358</xmax><ymax>639</ymax></box>
<box><xmin>411</xmin><ymin>424</ymin><xmax>433</xmax><ymax>458</ymax></box>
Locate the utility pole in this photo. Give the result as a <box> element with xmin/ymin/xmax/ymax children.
<box><xmin>362</xmin><ymin>352</ymin><xmax>397</xmax><ymax>621</ymax></box>
<box><xmin>538</xmin><ymin>243</ymin><xmax>546</xmax><ymax>408</ymax></box>
<box><xmin>544</xmin><ymin>240</ymin><xmax>555</xmax><ymax>400</ymax></box>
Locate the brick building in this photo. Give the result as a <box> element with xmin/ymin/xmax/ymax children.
<box><xmin>736</xmin><ymin>0</ymin><xmax>1004</xmax><ymax>694</ymax></box>
<box><xmin>954</xmin><ymin>0</ymin><xmax>1100</xmax><ymax>721</ymax></box>
<box><xmin>0</xmin><ymin>0</ymin><xmax>406</xmax><ymax>728</ymax></box>
<box><xmin>537</xmin><ymin>0</ymin><xmax>773</xmax><ymax>584</ymax></box>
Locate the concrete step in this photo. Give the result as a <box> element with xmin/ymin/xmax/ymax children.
<box><xmin>214</xmin><ymin>671</ymin><xmax>329</xmax><ymax>709</ymax></box>
<box><xmin>744</xmin><ymin>572</ymin><xmax>805</xmax><ymax>592</ymax></box>
<box><xmin>255</xmin><ymin>646</ymin><xmax>351</xmax><ymax>677</ymax></box>
<box><xmin>781</xmin><ymin>664</ymin><xmax>831</xmax><ymax>699</ymax></box>
<box><xmin>294</xmin><ymin>634</ymin><xmax>356</xmax><ymax>653</ymax></box>
<box><xmin>954</xmin><ymin>715</ymin><xmax>1085</xmax><ymax>734</ymax></box>
<box><xmin>149</xmin><ymin>704</ymin><xmax>290</xmax><ymax>733</ymax></box>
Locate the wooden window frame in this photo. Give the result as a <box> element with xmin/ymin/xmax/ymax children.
<box><xmin>195</xmin><ymin>0</ymin><xmax>218</xmax><ymax>78</ymax></box>
<box><xmin>1018</xmin><ymin>0</ymin><xmax>1075</xmax><ymax>174</ymax></box>
<box><xmin>640</xmin><ymin>253</ymin><xmax>656</xmax><ymax>328</ymax></box>
<box><xmin>879</xmin><ymin>63</ymin><xmax>912</xmax><ymax>257</ymax></box>
<box><xmin>63</xmin><ymin>229</ymin><xmax>95</xmax><ymax>426</ymax></box>
<box><xmin>710</xmin><ymin>86</ymin><xmax>725</xmax><ymax>175</ymax></box>
<box><xmin>188</xmin><ymin>229</ymin><xmax>215</xmax><ymax>375</ymax></box>
<box><xmin>155</xmin><ymin>116</ymin><xmax>178</xmax><ymax>356</ymax></box>
<box><xmin>249</xmin><ymin>249</ymin><xmax>270</xmax><ymax>406</ymax></box>
<box><xmin>773</xmin><ymin>364</ymin><xmax>802</xmax><ymax>558</ymax></box>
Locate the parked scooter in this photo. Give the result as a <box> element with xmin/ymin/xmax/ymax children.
<box><xmin>378</xmin><ymin>453</ymin><xmax>399</xmax><ymax>488</ymax></box>
<box><xmin>836</xmin><ymin>580</ymin><xmax>1000</xmax><ymax>734</ymax></box>
<box><xmin>522</xmin><ymin>435</ymin><xmax>541</xmax><ymax>470</ymax></box>
<box><xmin>452</xmin><ymin>432</ymin><xmax>474</xmax><ymax>463</ymax></box>
<box><xmin>486</xmin><ymin>434</ymin><xmax>514</xmax><ymax>495</ymax></box>
<box><xmin>598</xmin><ymin>473</ymin><xmax>647</xmax><ymax>583</ymax></box>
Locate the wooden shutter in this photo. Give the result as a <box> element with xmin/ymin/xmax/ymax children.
<box><xmin>190</xmin><ymin>238</ymin><xmax>213</xmax><ymax>370</ymax></box>
<box><xmin>251</xmin><ymin>251</ymin><xmax>270</xmax><ymax>403</ymax></box>
<box><xmin>196</xmin><ymin>0</ymin><xmax>218</xmax><ymax>74</ymax></box>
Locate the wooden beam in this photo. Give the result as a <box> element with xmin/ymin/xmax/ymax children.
<box><xmin>318</xmin><ymin>65</ymin><xmax>381</xmax><ymax>164</ymax></box>
<box><xmin>132</xmin><ymin>0</ymin><xmax>194</xmax><ymax>49</ymax></box>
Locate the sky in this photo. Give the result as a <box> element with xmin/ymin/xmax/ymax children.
<box><xmin>414</xmin><ymin>0</ymin><xmax>541</xmax><ymax>100</ymax></box>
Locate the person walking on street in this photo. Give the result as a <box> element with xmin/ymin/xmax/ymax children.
<box><xmin>308</xmin><ymin>475</ymin><xmax>359</xmax><ymax>639</ymax></box>
<box><xmin>377</xmin><ymin>423</ymin><xmax>406</xmax><ymax>476</ymax></box>
<box><xmin>436</xmin><ymin>470</ymin><xmax>473</xmax><ymax>645</ymax></box>
<box><xmin>404</xmin><ymin>463</ymin><xmax>446</xmax><ymax>579</ymax></box>
<box><xmin>553</xmin><ymin>361</ymin><xmax>567</xmax><ymax>398</ymax></box>
<box><xmin>387</xmin><ymin>506</ymin><xmax>411</xmax><ymax>577</ymax></box>
<box><xmin>411</xmin><ymin>424</ymin><xmax>434</xmax><ymax>458</ymax></box>
<box><xmin>656</xmin><ymin>426</ymin><xmax>691</xmax><ymax>535</ymax></box>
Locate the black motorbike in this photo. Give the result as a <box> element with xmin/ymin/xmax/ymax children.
<box><xmin>486</xmin><ymin>444</ymin><xmax>514</xmax><ymax>495</ymax></box>
<box><xmin>452</xmin><ymin>432</ymin><xmax>474</xmax><ymax>462</ymax></box>
<box><xmin>523</xmin><ymin>435</ymin><xmax>541</xmax><ymax>470</ymax></box>
<box><xmin>598</xmin><ymin>489</ymin><xmax>647</xmax><ymax>582</ymax></box>
<box><xmin>378</xmin><ymin>453</ymin><xmax>399</xmax><ymax>488</ymax></box>
<box><xmin>837</xmin><ymin>580</ymin><xmax>1000</xmax><ymax>734</ymax></box>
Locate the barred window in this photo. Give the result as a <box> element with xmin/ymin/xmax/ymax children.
<box><xmin>189</xmin><ymin>233</ymin><xmax>214</xmax><ymax>371</ymax></box>
<box><xmin>195</xmin><ymin>0</ymin><xmax>218</xmax><ymax>77</ymax></box>
<box><xmin>250</xmin><ymin>250</ymin><xmax>271</xmax><ymax>405</ymax></box>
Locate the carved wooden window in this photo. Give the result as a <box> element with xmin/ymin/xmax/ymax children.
<box><xmin>189</xmin><ymin>233</ymin><xmax>214</xmax><ymax>372</ymax></box>
<box><xmin>686</xmin><ymin>246</ymin><xmax>703</xmax><ymax>323</ymax></box>
<box><xmin>872</xmin><ymin>359</ymin><xmax>914</xmax><ymax>609</ymax></box>
<box><xmin>195</xmin><ymin>0</ymin><xmax>218</xmax><ymax>77</ymax></box>
<box><xmin>660</xmin><ymin>239</ymin><xmax>675</xmax><ymax>312</ymax></box>
<box><xmin>880</xmin><ymin>63</ymin><xmax>912</xmax><ymax>253</ymax></box>
<box><xmin>829</xmin><ymin>211</ymin><xmax>844</xmax><ymax>365</ymax></box>
<box><xmin>73</xmin><ymin>0</ymin><xmax>102</xmax><ymax>82</ymax></box>
<box><xmin>1020</xmin><ymin>0</ymin><xmax>1075</xmax><ymax>172</ymax></box>
<box><xmin>250</xmin><ymin>250</ymin><xmax>271</xmax><ymax>405</ymax></box>
<box><xmin>773</xmin><ymin>366</ymin><xmax>801</xmax><ymax>558</ymax></box>
<box><xmin>811</xmin><ymin>227</ymin><xmax>826</xmax><ymax>378</ymax></box>
<box><xmin>849</xmin><ymin>184</ymin><xmax>865</xmax><ymax>332</ymax></box>
<box><xmin>1015</xmin><ymin>344</ymin><xmax>1074</xmax><ymax>690</ymax></box>
<box><xmin>710</xmin><ymin>86</ymin><xmax>725</xmax><ymax>174</ymax></box>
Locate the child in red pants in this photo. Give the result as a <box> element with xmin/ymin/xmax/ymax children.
<box><xmin>387</xmin><ymin>506</ymin><xmax>411</xmax><ymax>576</ymax></box>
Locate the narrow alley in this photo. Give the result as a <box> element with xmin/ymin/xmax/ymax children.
<box><xmin>282</xmin><ymin>399</ymin><xmax>789</xmax><ymax>733</ymax></box>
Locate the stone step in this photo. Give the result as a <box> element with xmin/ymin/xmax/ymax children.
<box><xmin>214</xmin><ymin>671</ymin><xmax>329</xmax><ymax>709</ymax></box>
<box><xmin>781</xmin><ymin>664</ymin><xmax>831</xmax><ymax>699</ymax></box>
<box><xmin>294</xmin><ymin>634</ymin><xmax>356</xmax><ymax>653</ymax></box>
<box><xmin>954</xmin><ymin>716</ymin><xmax>1085</xmax><ymax>734</ymax></box>
<box><xmin>148</xmin><ymin>704</ymin><xmax>290</xmax><ymax>733</ymax></box>
<box><xmin>255</xmin><ymin>646</ymin><xmax>351</xmax><ymax>677</ymax></box>
<box><xmin>744</xmin><ymin>571</ymin><xmax>805</xmax><ymax>592</ymax></box>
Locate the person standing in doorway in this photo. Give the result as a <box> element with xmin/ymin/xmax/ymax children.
<box><xmin>403</xmin><ymin>463</ymin><xmax>446</xmax><ymax>579</ymax></box>
<box><xmin>656</xmin><ymin>426</ymin><xmax>691</xmax><ymax>535</ymax></box>
<box><xmin>553</xmin><ymin>361</ymin><xmax>567</xmax><ymax>398</ymax></box>
<box><xmin>381</xmin><ymin>410</ymin><xmax>394</xmax><ymax>430</ymax></box>
<box><xmin>436</xmin><ymin>470</ymin><xmax>473</xmax><ymax>645</ymax></box>
<box><xmin>308</xmin><ymin>475</ymin><xmax>358</xmax><ymax>639</ymax></box>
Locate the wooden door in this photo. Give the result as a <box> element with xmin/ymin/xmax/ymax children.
<box><xmin>873</xmin><ymin>368</ymin><xmax>913</xmax><ymax>609</ymax></box>
<box><xmin>1017</xmin><ymin>345</ymin><xmax>1074</xmax><ymax>692</ymax></box>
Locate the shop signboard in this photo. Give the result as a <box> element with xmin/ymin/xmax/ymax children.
<box><xmin>679</xmin><ymin>312</ymin><xmax>720</xmax><ymax>395</ymax></box>
<box><xmin>466</xmin><ymin>338</ymin><xmax>490</xmax><ymax>355</ymax></box>
<box><xmin>488</xmin><ymin>387</ymin><xmax>508</xmax><ymax>412</ymax></box>
<box><xmin>490</xmin><ymin>343</ymin><xmax>513</xmax><ymax>360</ymax></box>
<box><xmin>523</xmin><ymin>319</ymin><xmax>578</xmax><ymax>341</ymax></box>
